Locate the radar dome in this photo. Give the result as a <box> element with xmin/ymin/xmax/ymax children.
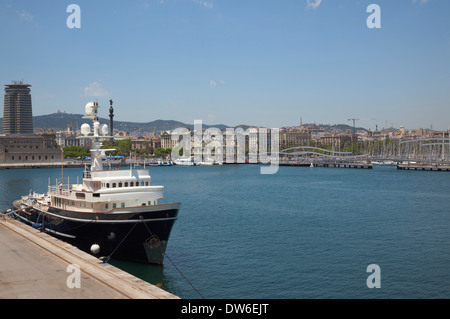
<box><xmin>80</xmin><ymin>123</ymin><xmax>91</xmax><ymax>136</ymax></box>
<box><xmin>85</xmin><ymin>102</ymin><xmax>97</xmax><ymax>116</ymax></box>
<box><xmin>101</xmin><ymin>124</ymin><xmax>109</xmax><ymax>136</ymax></box>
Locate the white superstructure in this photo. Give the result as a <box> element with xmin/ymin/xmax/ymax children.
<box><xmin>28</xmin><ymin>101</ymin><xmax>166</xmax><ymax>213</ymax></box>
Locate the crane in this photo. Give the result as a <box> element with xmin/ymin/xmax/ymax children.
<box><xmin>348</xmin><ymin>118</ymin><xmax>376</xmax><ymax>134</ymax></box>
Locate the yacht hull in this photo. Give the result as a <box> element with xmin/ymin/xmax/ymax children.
<box><xmin>12</xmin><ymin>200</ymin><xmax>180</xmax><ymax>264</ymax></box>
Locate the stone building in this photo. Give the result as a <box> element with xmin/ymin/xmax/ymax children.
<box><xmin>0</xmin><ymin>132</ymin><xmax>60</xmax><ymax>164</ymax></box>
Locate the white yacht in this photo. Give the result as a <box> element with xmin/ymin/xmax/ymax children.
<box><xmin>12</xmin><ymin>102</ymin><xmax>180</xmax><ymax>264</ymax></box>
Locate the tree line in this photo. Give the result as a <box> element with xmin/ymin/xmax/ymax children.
<box><xmin>62</xmin><ymin>139</ymin><xmax>173</xmax><ymax>159</ymax></box>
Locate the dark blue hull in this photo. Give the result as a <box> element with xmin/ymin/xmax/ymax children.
<box><xmin>12</xmin><ymin>200</ymin><xmax>179</xmax><ymax>264</ymax></box>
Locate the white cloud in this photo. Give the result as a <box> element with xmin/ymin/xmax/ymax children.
<box><xmin>84</xmin><ymin>82</ymin><xmax>110</xmax><ymax>97</ymax></box>
<box><xmin>306</xmin><ymin>0</ymin><xmax>322</xmax><ymax>9</ymax></box>
<box><xmin>192</xmin><ymin>0</ymin><xmax>213</xmax><ymax>9</ymax></box>
<box><xmin>17</xmin><ymin>10</ymin><xmax>33</xmax><ymax>21</ymax></box>
<box><xmin>209</xmin><ymin>80</ymin><xmax>226</xmax><ymax>89</ymax></box>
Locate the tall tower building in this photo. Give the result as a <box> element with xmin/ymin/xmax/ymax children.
<box><xmin>3</xmin><ymin>81</ymin><xmax>34</xmax><ymax>134</ymax></box>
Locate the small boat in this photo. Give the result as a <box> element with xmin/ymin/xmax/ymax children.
<box><xmin>174</xmin><ymin>156</ymin><xmax>196</xmax><ymax>166</ymax></box>
<box><xmin>197</xmin><ymin>161</ymin><xmax>214</xmax><ymax>166</ymax></box>
<box><xmin>148</xmin><ymin>160</ymin><xmax>160</xmax><ymax>166</ymax></box>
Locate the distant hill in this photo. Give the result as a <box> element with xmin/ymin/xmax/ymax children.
<box><xmin>0</xmin><ymin>112</ymin><xmax>367</xmax><ymax>136</ymax></box>
<box><xmin>0</xmin><ymin>112</ymin><xmax>233</xmax><ymax>136</ymax></box>
<box><xmin>315</xmin><ymin>123</ymin><xmax>368</xmax><ymax>132</ymax></box>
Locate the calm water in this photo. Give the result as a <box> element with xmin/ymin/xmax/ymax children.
<box><xmin>1</xmin><ymin>164</ymin><xmax>450</xmax><ymax>299</ymax></box>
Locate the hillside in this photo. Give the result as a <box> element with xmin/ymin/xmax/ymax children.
<box><xmin>0</xmin><ymin>112</ymin><xmax>232</xmax><ymax>136</ymax></box>
<box><xmin>0</xmin><ymin>112</ymin><xmax>366</xmax><ymax>136</ymax></box>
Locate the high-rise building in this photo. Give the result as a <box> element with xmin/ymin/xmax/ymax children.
<box><xmin>1</xmin><ymin>81</ymin><xmax>60</xmax><ymax>164</ymax></box>
<box><xmin>3</xmin><ymin>81</ymin><xmax>34</xmax><ymax>134</ymax></box>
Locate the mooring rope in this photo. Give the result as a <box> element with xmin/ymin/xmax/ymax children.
<box><xmin>102</xmin><ymin>221</ymin><xmax>139</xmax><ymax>264</ymax></box>
<box><xmin>141</xmin><ymin>220</ymin><xmax>205</xmax><ymax>299</ymax></box>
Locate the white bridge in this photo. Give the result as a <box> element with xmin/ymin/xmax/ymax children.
<box><xmin>278</xmin><ymin>137</ymin><xmax>450</xmax><ymax>170</ymax></box>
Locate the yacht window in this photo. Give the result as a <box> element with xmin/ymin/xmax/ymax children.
<box><xmin>141</xmin><ymin>181</ymin><xmax>144</xmax><ymax>186</ymax></box>
<box><xmin>113</xmin><ymin>203</ymin><xmax>116</xmax><ymax>208</ymax></box>
<box><xmin>130</xmin><ymin>182</ymin><xmax>134</xmax><ymax>186</ymax></box>
<box><xmin>105</xmin><ymin>203</ymin><xmax>109</xmax><ymax>209</ymax></box>
<box><xmin>106</xmin><ymin>183</ymin><xmax>110</xmax><ymax>188</ymax></box>
<box><xmin>119</xmin><ymin>182</ymin><xmax>122</xmax><ymax>187</ymax></box>
<box><xmin>136</xmin><ymin>182</ymin><xmax>139</xmax><ymax>187</ymax></box>
<box><xmin>121</xmin><ymin>203</ymin><xmax>125</xmax><ymax>208</ymax></box>
<box><xmin>112</xmin><ymin>183</ymin><xmax>116</xmax><ymax>188</ymax></box>
<box><xmin>145</xmin><ymin>181</ymin><xmax>149</xmax><ymax>186</ymax></box>
<box><xmin>148</xmin><ymin>201</ymin><xmax>151</xmax><ymax>206</ymax></box>
<box><xmin>124</xmin><ymin>182</ymin><xmax>128</xmax><ymax>187</ymax></box>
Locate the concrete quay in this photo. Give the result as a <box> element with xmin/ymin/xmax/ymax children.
<box><xmin>397</xmin><ymin>162</ymin><xmax>450</xmax><ymax>171</ymax></box>
<box><xmin>0</xmin><ymin>215</ymin><xmax>179</xmax><ymax>299</ymax></box>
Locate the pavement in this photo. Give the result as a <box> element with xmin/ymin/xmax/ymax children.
<box><xmin>0</xmin><ymin>215</ymin><xmax>179</xmax><ymax>299</ymax></box>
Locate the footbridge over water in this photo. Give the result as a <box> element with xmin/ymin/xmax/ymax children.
<box><xmin>278</xmin><ymin>146</ymin><xmax>372</xmax><ymax>169</ymax></box>
<box><xmin>278</xmin><ymin>137</ymin><xmax>450</xmax><ymax>171</ymax></box>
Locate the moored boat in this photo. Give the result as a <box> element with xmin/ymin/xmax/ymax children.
<box><xmin>10</xmin><ymin>102</ymin><xmax>181</xmax><ymax>264</ymax></box>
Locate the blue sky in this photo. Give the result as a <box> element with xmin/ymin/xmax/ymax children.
<box><xmin>0</xmin><ymin>0</ymin><xmax>449</xmax><ymax>130</ymax></box>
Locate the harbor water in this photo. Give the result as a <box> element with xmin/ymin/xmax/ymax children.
<box><xmin>1</xmin><ymin>164</ymin><xmax>449</xmax><ymax>299</ymax></box>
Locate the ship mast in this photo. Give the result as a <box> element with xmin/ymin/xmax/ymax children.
<box><xmin>79</xmin><ymin>102</ymin><xmax>115</xmax><ymax>172</ymax></box>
